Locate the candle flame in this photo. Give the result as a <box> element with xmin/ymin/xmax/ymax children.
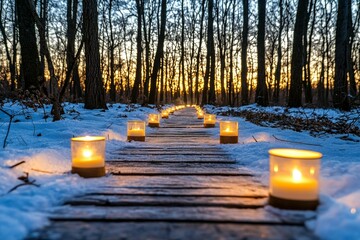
<box><xmin>225</xmin><ymin>128</ymin><xmax>231</xmax><ymax>132</ymax></box>
<box><xmin>351</xmin><ymin>208</ymin><xmax>357</xmax><ymax>214</ymax></box>
<box><xmin>292</xmin><ymin>168</ymin><xmax>302</xmax><ymax>182</ymax></box>
<box><xmin>82</xmin><ymin>149</ymin><xmax>93</xmax><ymax>158</ymax></box>
<box><xmin>310</xmin><ymin>167</ymin><xmax>315</xmax><ymax>175</ymax></box>
<box><xmin>273</xmin><ymin>165</ymin><xmax>279</xmax><ymax>172</ymax></box>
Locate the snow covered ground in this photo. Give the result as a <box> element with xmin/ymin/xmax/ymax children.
<box><xmin>0</xmin><ymin>101</ymin><xmax>359</xmax><ymax>240</ymax></box>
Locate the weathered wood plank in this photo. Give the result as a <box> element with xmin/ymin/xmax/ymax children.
<box><xmin>112</xmin><ymin>152</ymin><xmax>229</xmax><ymax>156</ymax></box>
<box><xmin>107</xmin><ymin>165</ymin><xmax>251</xmax><ymax>176</ymax></box>
<box><xmin>49</xmin><ymin>206</ymin><xmax>291</xmax><ymax>224</ymax></box>
<box><xmin>65</xmin><ymin>195</ymin><xmax>267</xmax><ymax>208</ymax></box>
<box><xmin>107</xmin><ymin>159</ymin><xmax>236</xmax><ymax>163</ymax></box>
<box><xmin>92</xmin><ymin>175</ymin><xmax>268</xmax><ymax>197</ymax></box>
<box><xmin>28</xmin><ymin>222</ymin><xmax>318</xmax><ymax>240</ymax></box>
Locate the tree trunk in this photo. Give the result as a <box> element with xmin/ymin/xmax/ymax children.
<box><xmin>208</xmin><ymin>0</ymin><xmax>216</xmax><ymax>104</ymax></box>
<box><xmin>288</xmin><ymin>0</ymin><xmax>309</xmax><ymax>107</ymax></box>
<box><xmin>195</xmin><ymin>0</ymin><xmax>206</xmax><ymax>105</ymax></box>
<box><xmin>228</xmin><ymin>0</ymin><xmax>235</xmax><ymax>106</ymax></box>
<box><xmin>334</xmin><ymin>0</ymin><xmax>350</xmax><ymax>110</ymax></box>
<box><xmin>66</xmin><ymin>0</ymin><xmax>82</xmax><ymax>101</ymax></box>
<box><xmin>241</xmin><ymin>0</ymin><xmax>249</xmax><ymax>105</ymax></box>
<box><xmin>148</xmin><ymin>0</ymin><xmax>167</xmax><ymax>104</ymax></box>
<box><xmin>131</xmin><ymin>0</ymin><xmax>143</xmax><ymax>103</ymax></box>
<box><xmin>0</xmin><ymin>0</ymin><xmax>16</xmax><ymax>92</ymax></box>
<box><xmin>347</xmin><ymin>0</ymin><xmax>356</xmax><ymax>97</ymax></box>
<box><xmin>181</xmin><ymin>0</ymin><xmax>187</xmax><ymax>103</ymax></box>
<box><xmin>255</xmin><ymin>0</ymin><xmax>268</xmax><ymax>106</ymax></box>
<box><xmin>273</xmin><ymin>0</ymin><xmax>283</xmax><ymax>104</ymax></box>
<box><xmin>16</xmin><ymin>0</ymin><xmax>41</xmax><ymax>91</ymax></box>
<box><xmin>108</xmin><ymin>0</ymin><xmax>116</xmax><ymax>102</ymax></box>
<box><xmin>83</xmin><ymin>0</ymin><xmax>107</xmax><ymax>109</ymax></box>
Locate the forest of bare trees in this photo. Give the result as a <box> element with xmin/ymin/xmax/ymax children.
<box><xmin>0</xmin><ymin>0</ymin><xmax>359</xmax><ymax>114</ymax></box>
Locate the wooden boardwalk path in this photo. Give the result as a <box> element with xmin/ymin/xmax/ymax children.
<box><xmin>28</xmin><ymin>108</ymin><xmax>317</xmax><ymax>239</ymax></box>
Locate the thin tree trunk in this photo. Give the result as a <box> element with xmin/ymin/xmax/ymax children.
<box><xmin>181</xmin><ymin>0</ymin><xmax>187</xmax><ymax>103</ymax></box>
<box><xmin>195</xmin><ymin>0</ymin><xmax>205</xmax><ymax>105</ymax></box>
<box><xmin>148</xmin><ymin>0</ymin><xmax>167</xmax><ymax>104</ymax></box>
<box><xmin>208</xmin><ymin>0</ymin><xmax>216</xmax><ymax>104</ymax></box>
<box><xmin>241</xmin><ymin>0</ymin><xmax>249</xmax><ymax>105</ymax></box>
<box><xmin>273</xmin><ymin>0</ymin><xmax>283</xmax><ymax>104</ymax></box>
<box><xmin>255</xmin><ymin>0</ymin><xmax>268</xmax><ymax>106</ymax></box>
<box><xmin>131</xmin><ymin>0</ymin><xmax>143</xmax><ymax>103</ymax></box>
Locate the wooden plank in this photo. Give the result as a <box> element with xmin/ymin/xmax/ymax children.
<box><xmin>49</xmin><ymin>206</ymin><xmax>291</xmax><ymax>224</ymax></box>
<box><xmin>29</xmin><ymin>222</ymin><xmax>318</xmax><ymax>240</ymax></box>
<box><xmin>107</xmin><ymin>159</ymin><xmax>236</xmax><ymax>163</ymax></box>
<box><xmin>107</xmin><ymin>162</ymin><xmax>237</xmax><ymax>168</ymax></box>
<box><xmin>112</xmin><ymin>152</ymin><xmax>229</xmax><ymax>156</ymax></box>
<box><xmin>107</xmin><ymin>165</ymin><xmax>252</xmax><ymax>176</ymax></box>
<box><xmin>65</xmin><ymin>195</ymin><xmax>267</xmax><ymax>208</ymax></box>
<box><xmin>94</xmin><ymin>175</ymin><xmax>268</xmax><ymax>197</ymax></box>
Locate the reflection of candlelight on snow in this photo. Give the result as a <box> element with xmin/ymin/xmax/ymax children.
<box><xmin>268</xmin><ymin>148</ymin><xmax>321</xmax><ymax>210</ymax></box>
<box><xmin>71</xmin><ymin>136</ymin><xmax>106</xmax><ymax>178</ymax></box>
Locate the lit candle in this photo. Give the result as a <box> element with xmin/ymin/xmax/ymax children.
<box><xmin>268</xmin><ymin>148</ymin><xmax>321</xmax><ymax>210</ymax></box>
<box><xmin>127</xmin><ymin>120</ymin><xmax>146</xmax><ymax>141</ymax></box>
<box><xmin>270</xmin><ymin>169</ymin><xmax>318</xmax><ymax>200</ymax></box>
<box><xmin>161</xmin><ymin>110</ymin><xmax>169</xmax><ymax>119</ymax></box>
<box><xmin>148</xmin><ymin>113</ymin><xmax>160</xmax><ymax>127</ymax></box>
<box><xmin>204</xmin><ymin>114</ymin><xmax>216</xmax><ymax>128</ymax></box>
<box><xmin>71</xmin><ymin>136</ymin><xmax>106</xmax><ymax>178</ymax></box>
<box><xmin>220</xmin><ymin>121</ymin><xmax>238</xmax><ymax>144</ymax></box>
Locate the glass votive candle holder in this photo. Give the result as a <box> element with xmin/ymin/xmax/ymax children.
<box><xmin>148</xmin><ymin>113</ymin><xmax>160</xmax><ymax>127</ymax></box>
<box><xmin>268</xmin><ymin>148</ymin><xmax>322</xmax><ymax>210</ymax></box>
<box><xmin>71</xmin><ymin>136</ymin><xmax>106</xmax><ymax>178</ymax></box>
<box><xmin>204</xmin><ymin>114</ymin><xmax>216</xmax><ymax>128</ymax></box>
<box><xmin>161</xmin><ymin>110</ymin><xmax>169</xmax><ymax>119</ymax></box>
<box><xmin>197</xmin><ymin>110</ymin><xmax>204</xmax><ymax>119</ymax></box>
<box><xmin>219</xmin><ymin>121</ymin><xmax>238</xmax><ymax>144</ymax></box>
<box><xmin>127</xmin><ymin>120</ymin><xmax>146</xmax><ymax>142</ymax></box>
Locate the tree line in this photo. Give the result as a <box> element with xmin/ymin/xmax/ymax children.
<box><xmin>0</xmin><ymin>0</ymin><xmax>359</xmax><ymax>119</ymax></box>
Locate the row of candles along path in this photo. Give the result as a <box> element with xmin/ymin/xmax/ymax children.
<box><xmin>130</xmin><ymin>105</ymin><xmax>238</xmax><ymax>144</ymax></box>
<box><xmin>71</xmin><ymin>105</ymin><xmax>322</xmax><ymax>211</ymax></box>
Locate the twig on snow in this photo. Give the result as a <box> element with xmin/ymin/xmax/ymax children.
<box><xmin>0</xmin><ymin>108</ymin><xmax>14</xmax><ymax>148</ymax></box>
<box><xmin>272</xmin><ymin>135</ymin><xmax>322</xmax><ymax>147</ymax></box>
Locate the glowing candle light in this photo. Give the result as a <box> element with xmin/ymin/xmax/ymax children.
<box><xmin>161</xmin><ymin>110</ymin><xmax>169</xmax><ymax>119</ymax></box>
<box><xmin>127</xmin><ymin>121</ymin><xmax>146</xmax><ymax>141</ymax></box>
<box><xmin>268</xmin><ymin>148</ymin><xmax>322</xmax><ymax>210</ymax></box>
<box><xmin>71</xmin><ymin>136</ymin><xmax>106</xmax><ymax>178</ymax></box>
<box><xmin>219</xmin><ymin>121</ymin><xmax>238</xmax><ymax>144</ymax></box>
<box><xmin>204</xmin><ymin>114</ymin><xmax>216</xmax><ymax>128</ymax></box>
<box><xmin>148</xmin><ymin>114</ymin><xmax>160</xmax><ymax>127</ymax></box>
